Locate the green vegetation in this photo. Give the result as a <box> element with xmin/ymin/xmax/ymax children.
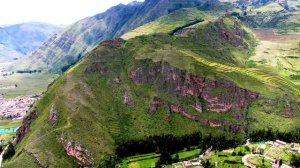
<box><xmin>0</xmin><ymin>120</ymin><xmax>21</xmax><ymax>129</ymax></box>
<box><xmin>208</xmin><ymin>151</ymin><xmax>246</xmax><ymax>168</ymax></box>
<box><xmin>122</xmin><ymin>8</ymin><xmax>210</xmax><ymax>40</ymax></box>
<box><xmin>247</xmin><ymin>156</ymin><xmax>272</xmax><ymax>168</ymax></box>
<box><xmin>174</xmin><ymin>148</ymin><xmax>201</xmax><ymax>160</ymax></box>
<box><xmin>121</xmin><ymin>153</ymin><xmax>160</xmax><ymax>168</ymax></box>
<box><xmin>0</xmin><ymin>73</ymin><xmax>58</xmax><ymax>98</ymax></box>
<box><xmin>4</xmin><ymin>12</ymin><xmax>300</xmax><ymax>168</ymax></box>
<box><xmin>120</xmin><ymin>148</ymin><xmax>201</xmax><ymax>168</ymax></box>
<box><xmin>291</xmin><ymin>154</ymin><xmax>300</xmax><ymax>167</ymax></box>
<box><xmin>3</xmin><ymin>142</ymin><xmax>15</xmax><ymax>160</ymax></box>
<box><xmin>251</xmin><ymin>2</ymin><xmax>284</xmax><ymax>14</ymax></box>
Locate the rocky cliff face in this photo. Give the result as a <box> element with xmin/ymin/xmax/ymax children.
<box><xmin>129</xmin><ymin>63</ymin><xmax>258</xmax><ymax>112</ymax></box>
<box><xmin>15</xmin><ymin>110</ymin><xmax>37</xmax><ymax>143</ymax></box>
<box><xmin>59</xmin><ymin>136</ymin><xmax>94</xmax><ymax>167</ymax></box>
<box><xmin>128</xmin><ymin>62</ymin><xmax>259</xmax><ymax>132</ymax></box>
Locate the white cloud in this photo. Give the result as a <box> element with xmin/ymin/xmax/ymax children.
<box><xmin>0</xmin><ymin>0</ymin><xmax>140</xmax><ymax>26</ymax></box>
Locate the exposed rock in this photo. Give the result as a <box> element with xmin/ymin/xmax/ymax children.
<box><xmin>15</xmin><ymin>110</ymin><xmax>37</xmax><ymax>143</ymax></box>
<box><xmin>59</xmin><ymin>136</ymin><xmax>94</xmax><ymax>167</ymax></box>
<box><xmin>99</xmin><ymin>38</ymin><xmax>125</xmax><ymax>48</ymax></box>
<box><xmin>169</xmin><ymin>104</ymin><xmax>222</xmax><ymax>127</ymax></box>
<box><xmin>129</xmin><ymin>63</ymin><xmax>258</xmax><ymax>113</ymax></box>
<box><xmin>283</xmin><ymin>100</ymin><xmax>293</xmax><ymax>118</ymax></box>
<box><xmin>123</xmin><ymin>90</ymin><xmax>133</xmax><ymax>106</ymax></box>
<box><xmin>207</xmin><ymin>120</ymin><xmax>222</xmax><ymax>127</ymax></box>
<box><xmin>112</xmin><ymin>78</ymin><xmax>121</xmax><ymax>85</ymax></box>
<box><xmin>49</xmin><ymin>105</ymin><xmax>58</xmax><ymax>124</ymax></box>
<box><xmin>148</xmin><ymin>97</ymin><xmax>164</xmax><ymax>113</ymax></box>
<box><xmin>174</xmin><ymin>27</ymin><xmax>196</xmax><ymax>37</ymax></box>
<box><xmin>217</xmin><ymin>18</ymin><xmax>248</xmax><ymax>47</ymax></box>
<box><xmin>85</xmin><ymin>62</ymin><xmax>111</xmax><ymax>75</ymax></box>
<box><xmin>190</xmin><ymin>103</ymin><xmax>203</xmax><ymax>113</ymax></box>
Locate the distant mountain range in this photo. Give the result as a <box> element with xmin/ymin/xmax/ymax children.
<box><xmin>10</xmin><ymin>0</ymin><xmax>206</xmax><ymax>72</ymax></box>
<box><xmin>0</xmin><ymin>22</ymin><xmax>62</xmax><ymax>62</ymax></box>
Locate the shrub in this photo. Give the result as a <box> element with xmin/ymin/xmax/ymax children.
<box><xmin>3</xmin><ymin>142</ymin><xmax>15</xmax><ymax>160</ymax></box>
<box><xmin>291</xmin><ymin>154</ymin><xmax>300</xmax><ymax>167</ymax></box>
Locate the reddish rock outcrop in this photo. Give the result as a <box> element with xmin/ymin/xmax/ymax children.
<box><xmin>283</xmin><ymin>100</ymin><xmax>293</xmax><ymax>118</ymax></box>
<box><xmin>148</xmin><ymin>97</ymin><xmax>164</xmax><ymax>113</ymax></box>
<box><xmin>15</xmin><ymin>110</ymin><xmax>38</xmax><ymax>143</ymax></box>
<box><xmin>190</xmin><ymin>103</ymin><xmax>203</xmax><ymax>113</ymax></box>
<box><xmin>59</xmin><ymin>137</ymin><xmax>94</xmax><ymax>167</ymax></box>
<box><xmin>49</xmin><ymin>105</ymin><xmax>58</xmax><ymax>124</ymax></box>
<box><xmin>99</xmin><ymin>38</ymin><xmax>125</xmax><ymax>48</ymax></box>
<box><xmin>123</xmin><ymin>90</ymin><xmax>133</xmax><ymax>106</ymax></box>
<box><xmin>128</xmin><ymin>63</ymin><xmax>258</xmax><ymax>113</ymax></box>
<box><xmin>85</xmin><ymin>62</ymin><xmax>111</xmax><ymax>75</ymax></box>
<box><xmin>169</xmin><ymin>104</ymin><xmax>222</xmax><ymax>127</ymax></box>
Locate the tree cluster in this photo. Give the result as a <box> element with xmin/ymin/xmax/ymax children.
<box><xmin>249</xmin><ymin>129</ymin><xmax>300</xmax><ymax>143</ymax></box>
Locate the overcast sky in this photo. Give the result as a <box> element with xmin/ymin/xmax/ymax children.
<box><xmin>0</xmin><ymin>0</ymin><xmax>141</xmax><ymax>26</ymax></box>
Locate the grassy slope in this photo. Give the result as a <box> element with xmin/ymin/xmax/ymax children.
<box><xmin>249</xmin><ymin>29</ymin><xmax>300</xmax><ymax>86</ymax></box>
<box><xmin>0</xmin><ymin>73</ymin><xmax>58</xmax><ymax>98</ymax></box>
<box><xmin>5</xmin><ymin>16</ymin><xmax>300</xmax><ymax>167</ymax></box>
<box><xmin>121</xmin><ymin>8</ymin><xmax>216</xmax><ymax>40</ymax></box>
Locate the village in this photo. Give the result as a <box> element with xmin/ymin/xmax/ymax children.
<box><xmin>0</xmin><ymin>95</ymin><xmax>38</xmax><ymax>120</ymax></box>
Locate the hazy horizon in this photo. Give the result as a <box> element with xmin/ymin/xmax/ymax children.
<box><xmin>0</xmin><ymin>0</ymin><xmax>142</xmax><ymax>26</ymax></box>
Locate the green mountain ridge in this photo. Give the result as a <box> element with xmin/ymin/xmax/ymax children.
<box><xmin>10</xmin><ymin>0</ymin><xmax>209</xmax><ymax>73</ymax></box>
<box><xmin>5</xmin><ymin>15</ymin><xmax>300</xmax><ymax>167</ymax></box>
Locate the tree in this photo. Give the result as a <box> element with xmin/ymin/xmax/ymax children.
<box><xmin>245</xmin><ymin>146</ymin><xmax>250</xmax><ymax>152</ymax></box>
<box><xmin>159</xmin><ymin>151</ymin><xmax>172</xmax><ymax>165</ymax></box>
<box><xmin>3</xmin><ymin>142</ymin><xmax>15</xmax><ymax>160</ymax></box>
<box><xmin>204</xmin><ymin>160</ymin><xmax>211</xmax><ymax>168</ymax></box>
<box><xmin>291</xmin><ymin>154</ymin><xmax>300</xmax><ymax>167</ymax></box>
<box><xmin>173</xmin><ymin>154</ymin><xmax>179</xmax><ymax>162</ymax></box>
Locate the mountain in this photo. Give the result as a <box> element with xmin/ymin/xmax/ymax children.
<box><xmin>0</xmin><ymin>22</ymin><xmax>62</xmax><ymax>55</ymax></box>
<box><xmin>0</xmin><ymin>22</ymin><xmax>62</xmax><ymax>64</ymax></box>
<box><xmin>0</xmin><ymin>44</ymin><xmax>23</xmax><ymax>62</ymax></box>
<box><xmin>5</xmin><ymin>15</ymin><xmax>300</xmax><ymax>167</ymax></box>
<box><xmin>10</xmin><ymin>0</ymin><xmax>214</xmax><ymax>72</ymax></box>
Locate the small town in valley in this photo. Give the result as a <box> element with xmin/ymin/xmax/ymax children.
<box><xmin>0</xmin><ymin>96</ymin><xmax>38</xmax><ymax>120</ymax></box>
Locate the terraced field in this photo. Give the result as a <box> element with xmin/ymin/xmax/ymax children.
<box><xmin>250</xmin><ymin>29</ymin><xmax>300</xmax><ymax>85</ymax></box>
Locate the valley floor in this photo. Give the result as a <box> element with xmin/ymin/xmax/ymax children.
<box><xmin>0</xmin><ymin>62</ymin><xmax>58</xmax><ymax>144</ymax></box>
<box><xmin>120</xmin><ymin>140</ymin><xmax>300</xmax><ymax>168</ymax></box>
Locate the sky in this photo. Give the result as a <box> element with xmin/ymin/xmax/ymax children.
<box><xmin>0</xmin><ymin>0</ymin><xmax>141</xmax><ymax>26</ymax></box>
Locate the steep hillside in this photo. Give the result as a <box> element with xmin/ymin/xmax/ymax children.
<box><xmin>10</xmin><ymin>0</ymin><xmax>216</xmax><ymax>72</ymax></box>
<box><xmin>121</xmin><ymin>8</ymin><xmax>213</xmax><ymax>40</ymax></box>
<box><xmin>0</xmin><ymin>22</ymin><xmax>62</xmax><ymax>55</ymax></box>
<box><xmin>5</xmin><ymin>17</ymin><xmax>300</xmax><ymax>167</ymax></box>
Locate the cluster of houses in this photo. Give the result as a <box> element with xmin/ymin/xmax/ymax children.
<box><xmin>0</xmin><ymin>95</ymin><xmax>38</xmax><ymax>120</ymax></box>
